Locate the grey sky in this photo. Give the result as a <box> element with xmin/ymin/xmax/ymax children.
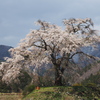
<box><xmin>0</xmin><ymin>0</ymin><xmax>100</xmax><ymax>47</ymax></box>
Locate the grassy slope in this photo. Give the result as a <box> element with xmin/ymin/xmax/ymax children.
<box><xmin>81</xmin><ymin>70</ymin><xmax>100</xmax><ymax>85</ymax></box>
<box><xmin>23</xmin><ymin>87</ymin><xmax>78</xmax><ymax>100</ymax></box>
<box><xmin>23</xmin><ymin>86</ymin><xmax>100</xmax><ymax>100</ymax></box>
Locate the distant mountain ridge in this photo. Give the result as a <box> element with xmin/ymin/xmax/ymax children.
<box><xmin>82</xmin><ymin>43</ymin><xmax>100</xmax><ymax>58</ymax></box>
<box><xmin>0</xmin><ymin>45</ymin><xmax>13</xmax><ymax>61</ymax></box>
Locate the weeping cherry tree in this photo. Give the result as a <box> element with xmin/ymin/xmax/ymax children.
<box><xmin>1</xmin><ymin>18</ymin><xmax>100</xmax><ymax>86</ymax></box>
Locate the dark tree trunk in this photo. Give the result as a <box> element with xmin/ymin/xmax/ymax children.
<box><xmin>51</xmin><ymin>53</ymin><xmax>66</xmax><ymax>86</ymax></box>
<box><xmin>54</xmin><ymin>66</ymin><xmax>65</xmax><ymax>86</ymax></box>
<box><xmin>55</xmin><ymin>69</ymin><xmax>62</xmax><ymax>86</ymax></box>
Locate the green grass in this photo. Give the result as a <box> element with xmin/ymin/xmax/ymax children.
<box><xmin>23</xmin><ymin>86</ymin><xmax>100</xmax><ymax>100</ymax></box>
<box><xmin>22</xmin><ymin>86</ymin><xmax>76</xmax><ymax>100</ymax></box>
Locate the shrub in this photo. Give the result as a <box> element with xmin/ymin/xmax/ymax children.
<box><xmin>0</xmin><ymin>81</ymin><xmax>11</xmax><ymax>93</ymax></box>
<box><xmin>18</xmin><ymin>71</ymin><xmax>32</xmax><ymax>90</ymax></box>
<box><xmin>23</xmin><ymin>84</ymin><xmax>35</xmax><ymax>96</ymax></box>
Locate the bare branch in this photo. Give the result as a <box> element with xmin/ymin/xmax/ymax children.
<box><xmin>70</xmin><ymin>51</ymin><xmax>96</xmax><ymax>60</ymax></box>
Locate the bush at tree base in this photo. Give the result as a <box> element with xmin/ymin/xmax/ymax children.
<box><xmin>23</xmin><ymin>84</ymin><xmax>35</xmax><ymax>96</ymax></box>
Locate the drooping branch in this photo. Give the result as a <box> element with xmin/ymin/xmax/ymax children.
<box><xmin>69</xmin><ymin>51</ymin><xmax>96</xmax><ymax>60</ymax></box>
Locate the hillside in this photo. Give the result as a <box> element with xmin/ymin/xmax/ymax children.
<box><xmin>75</xmin><ymin>61</ymin><xmax>100</xmax><ymax>84</ymax></box>
<box><xmin>0</xmin><ymin>45</ymin><xmax>13</xmax><ymax>61</ymax></box>
<box><xmin>23</xmin><ymin>86</ymin><xmax>100</xmax><ymax>100</ymax></box>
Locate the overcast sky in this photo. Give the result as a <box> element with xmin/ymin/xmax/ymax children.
<box><xmin>0</xmin><ymin>0</ymin><xmax>100</xmax><ymax>47</ymax></box>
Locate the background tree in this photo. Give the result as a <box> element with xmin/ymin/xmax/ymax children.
<box><xmin>1</xmin><ymin>18</ymin><xmax>100</xmax><ymax>86</ymax></box>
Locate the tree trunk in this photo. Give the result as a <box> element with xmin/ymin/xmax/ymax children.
<box><xmin>55</xmin><ymin>70</ymin><xmax>62</xmax><ymax>86</ymax></box>
<box><xmin>51</xmin><ymin>54</ymin><xmax>65</xmax><ymax>86</ymax></box>
<box><xmin>54</xmin><ymin>67</ymin><xmax>65</xmax><ymax>86</ymax></box>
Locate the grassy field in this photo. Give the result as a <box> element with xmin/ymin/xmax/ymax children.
<box><xmin>0</xmin><ymin>93</ymin><xmax>23</xmax><ymax>100</ymax></box>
